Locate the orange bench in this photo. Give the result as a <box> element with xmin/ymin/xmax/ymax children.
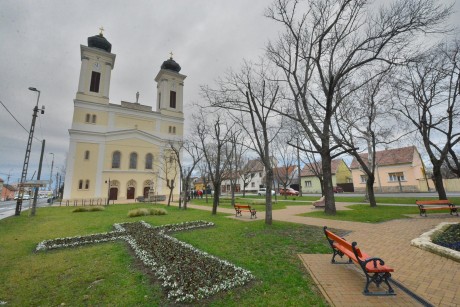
<box><xmin>416</xmin><ymin>199</ymin><xmax>458</xmax><ymax>217</ymax></box>
<box><xmin>323</xmin><ymin>226</ymin><xmax>395</xmax><ymax>296</ymax></box>
<box><xmin>234</xmin><ymin>204</ymin><xmax>257</xmax><ymax>219</ymax></box>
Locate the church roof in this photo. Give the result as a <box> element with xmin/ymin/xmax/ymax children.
<box><xmin>88</xmin><ymin>33</ymin><xmax>112</xmax><ymax>53</ymax></box>
<box><xmin>161</xmin><ymin>57</ymin><xmax>181</xmax><ymax>73</ymax></box>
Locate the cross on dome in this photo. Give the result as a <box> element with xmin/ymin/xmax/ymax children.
<box><xmin>99</xmin><ymin>26</ymin><xmax>105</xmax><ymax>36</ymax></box>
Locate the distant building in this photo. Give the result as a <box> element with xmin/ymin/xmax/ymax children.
<box><xmin>63</xmin><ymin>32</ymin><xmax>184</xmax><ymax>201</ymax></box>
<box><xmin>349</xmin><ymin>146</ymin><xmax>431</xmax><ymax>193</ymax></box>
<box><xmin>0</xmin><ymin>178</ymin><xmax>16</xmax><ymax>201</ymax></box>
<box><xmin>300</xmin><ymin>159</ymin><xmax>352</xmax><ymax>194</ymax></box>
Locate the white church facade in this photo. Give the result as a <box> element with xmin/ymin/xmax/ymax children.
<box><xmin>63</xmin><ymin>31</ymin><xmax>184</xmax><ymax>202</ymax></box>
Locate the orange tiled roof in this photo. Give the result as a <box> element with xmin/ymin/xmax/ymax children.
<box><xmin>349</xmin><ymin>146</ymin><xmax>416</xmax><ymax>169</ymax></box>
<box><xmin>301</xmin><ymin>159</ymin><xmax>343</xmax><ymax>176</ymax></box>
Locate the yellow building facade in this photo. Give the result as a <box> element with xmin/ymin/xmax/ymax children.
<box><xmin>63</xmin><ymin>32</ymin><xmax>184</xmax><ymax>202</ymax></box>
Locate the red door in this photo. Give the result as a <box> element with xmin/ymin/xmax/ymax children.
<box><xmin>127</xmin><ymin>187</ymin><xmax>135</xmax><ymax>199</ymax></box>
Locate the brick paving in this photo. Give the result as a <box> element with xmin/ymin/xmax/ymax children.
<box><xmin>188</xmin><ymin>202</ymin><xmax>460</xmax><ymax>306</ymax></box>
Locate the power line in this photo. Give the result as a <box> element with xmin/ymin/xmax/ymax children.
<box><xmin>0</xmin><ymin>99</ymin><xmax>42</xmax><ymax>142</ymax></box>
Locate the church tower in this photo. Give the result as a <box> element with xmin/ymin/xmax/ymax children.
<box><xmin>155</xmin><ymin>54</ymin><xmax>186</xmax><ymax>116</ymax></box>
<box><xmin>76</xmin><ymin>30</ymin><xmax>116</xmax><ymax>105</ymax></box>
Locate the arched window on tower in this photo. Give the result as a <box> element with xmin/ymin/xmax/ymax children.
<box><xmin>112</xmin><ymin>151</ymin><xmax>121</xmax><ymax>169</ymax></box>
<box><xmin>129</xmin><ymin>152</ymin><xmax>138</xmax><ymax>169</ymax></box>
<box><xmin>84</xmin><ymin>150</ymin><xmax>90</xmax><ymax>160</ymax></box>
<box><xmin>92</xmin><ymin>114</ymin><xmax>97</xmax><ymax>123</ymax></box>
<box><xmin>85</xmin><ymin>180</ymin><xmax>90</xmax><ymax>189</ymax></box>
<box><xmin>85</xmin><ymin>114</ymin><xmax>91</xmax><ymax>123</ymax></box>
<box><xmin>145</xmin><ymin>153</ymin><xmax>153</xmax><ymax>169</ymax></box>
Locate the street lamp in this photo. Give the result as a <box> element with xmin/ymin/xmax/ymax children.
<box><xmin>15</xmin><ymin>87</ymin><xmax>45</xmax><ymax>216</ymax></box>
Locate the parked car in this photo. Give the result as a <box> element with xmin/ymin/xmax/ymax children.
<box><xmin>14</xmin><ymin>194</ymin><xmax>30</xmax><ymax>200</ymax></box>
<box><xmin>257</xmin><ymin>188</ymin><xmax>275</xmax><ymax>196</ymax></box>
<box><xmin>333</xmin><ymin>186</ymin><xmax>344</xmax><ymax>193</ymax></box>
<box><xmin>279</xmin><ymin>188</ymin><xmax>299</xmax><ymax>196</ymax></box>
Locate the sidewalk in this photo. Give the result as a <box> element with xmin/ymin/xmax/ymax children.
<box><xmin>189</xmin><ymin>203</ymin><xmax>460</xmax><ymax>306</ymax></box>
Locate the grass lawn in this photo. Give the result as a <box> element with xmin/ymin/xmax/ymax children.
<box><xmin>299</xmin><ymin>204</ymin><xmax>423</xmax><ymax>223</ymax></box>
<box><xmin>0</xmin><ymin>204</ymin><xmax>330</xmax><ymax>306</ymax></box>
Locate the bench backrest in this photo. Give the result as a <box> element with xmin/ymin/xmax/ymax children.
<box><xmin>324</xmin><ymin>227</ymin><xmax>362</xmax><ymax>258</ymax></box>
<box><xmin>416</xmin><ymin>199</ymin><xmax>452</xmax><ymax>205</ymax></box>
<box><xmin>235</xmin><ymin>204</ymin><xmax>251</xmax><ymax>209</ymax></box>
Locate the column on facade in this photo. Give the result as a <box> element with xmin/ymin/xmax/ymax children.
<box><xmin>103</xmin><ymin>62</ymin><xmax>112</xmax><ymax>98</ymax></box>
<box><xmin>78</xmin><ymin>57</ymin><xmax>89</xmax><ymax>93</ymax></box>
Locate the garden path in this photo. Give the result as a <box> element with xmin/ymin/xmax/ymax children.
<box><xmin>188</xmin><ymin>202</ymin><xmax>460</xmax><ymax>306</ymax></box>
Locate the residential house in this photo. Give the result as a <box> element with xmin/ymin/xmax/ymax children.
<box><xmin>0</xmin><ymin>178</ymin><xmax>16</xmax><ymax>201</ymax></box>
<box><xmin>273</xmin><ymin>165</ymin><xmax>299</xmax><ymax>191</ymax></box>
<box><xmin>300</xmin><ymin>159</ymin><xmax>352</xmax><ymax>193</ymax></box>
<box><xmin>349</xmin><ymin>146</ymin><xmax>431</xmax><ymax>193</ymax></box>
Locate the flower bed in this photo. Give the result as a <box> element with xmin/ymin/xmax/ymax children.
<box><xmin>432</xmin><ymin>223</ymin><xmax>460</xmax><ymax>251</ymax></box>
<box><xmin>36</xmin><ymin>221</ymin><xmax>254</xmax><ymax>303</ymax></box>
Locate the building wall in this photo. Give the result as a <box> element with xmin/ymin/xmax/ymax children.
<box><xmin>301</xmin><ymin>175</ymin><xmax>337</xmax><ymax>193</ymax></box>
<box><xmin>336</xmin><ymin>161</ymin><xmax>352</xmax><ymax>184</ymax></box>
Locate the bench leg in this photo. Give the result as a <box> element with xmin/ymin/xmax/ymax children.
<box><xmin>331</xmin><ymin>249</ymin><xmax>352</xmax><ymax>264</ymax></box>
<box><xmin>235</xmin><ymin>209</ymin><xmax>242</xmax><ymax>217</ymax></box>
<box><xmin>250</xmin><ymin>210</ymin><xmax>257</xmax><ymax>219</ymax></box>
<box><xmin>363</xmin><ymin>272</ymin><xmax>395</xmax><ymax>296</ymax></box>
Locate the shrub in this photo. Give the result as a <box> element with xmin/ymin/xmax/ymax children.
<box><xmin>128</xmin><ymin>208</ymin><xmax>168</xmax><ymax>217</ymax></box>
<box><xmin>73</xmin><ymin>206</ymin><xmax>105</xmax><ymax>213</ymax></box>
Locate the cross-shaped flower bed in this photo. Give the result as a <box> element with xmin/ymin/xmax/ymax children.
<box><xmin>36</xmin><ymin>220</ymin><xmax>254</xmax><ymax>303</ymax></box>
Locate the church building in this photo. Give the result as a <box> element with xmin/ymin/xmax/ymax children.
<box><xmin>63</xmin><ymin>31</ymin><xmax>184</xmax><ymax>202</ymax></box>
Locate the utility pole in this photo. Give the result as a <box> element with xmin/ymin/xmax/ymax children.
<box><xmin>49</xmin><ymin>153</ymin><xmax>54</xmax><ymax>192</ymax></box>
<box><xmin>15</xmin><ymin>87</ymin><xmax>45</xmax><ymax>216</ymax></box>
<box><xmin>31</xmin><ymin>139</ymin><xmax>45</xmax><ymax>216</ymax></box>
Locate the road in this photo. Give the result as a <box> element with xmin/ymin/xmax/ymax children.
<box><xmin>0</xmin><ymin>198</ymin><xmax>49</xmax><ymax>219</ymax></box>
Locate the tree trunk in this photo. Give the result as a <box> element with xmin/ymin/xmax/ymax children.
<box><xmin>366</xmin><ymin>174</ymin><xmax>377</xmax><ymax>207</ymax></box>
<box><xmin>322</xmin><ymin>156</ymin><xmax>336</xmax><ymax>215</ymax></box>
<box><xmin>265</xmin><ymin>167</ymin><xmax>274</xmax><ymax>225</ymax></box>
<box><xmin>212</xmin><ymin>183</ymin><xmax>220</xmax><ymax>215</ymax></box>
<box><xmin>432</xmin><ymin>163</ymin><xmax>447</xmax><ymax>200</ymax></box>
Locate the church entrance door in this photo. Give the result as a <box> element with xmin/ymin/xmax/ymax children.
<box><xmin>127</xmin><ymin>187</ymin><xmax>135</xmax><ymax>199</ymax></box>
<box><xmin>109</xmin><ymin>188</ymin><xmax>118</xmax><ymax>200</ymax></box>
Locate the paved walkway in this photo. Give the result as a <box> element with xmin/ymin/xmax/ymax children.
<box><xmin>188</xmin><ymin>203</ymin><xmax>460</xmax><ymax>306</ymax></box>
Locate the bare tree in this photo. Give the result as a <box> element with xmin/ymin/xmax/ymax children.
<box><xmin>394</xmin><ymin>40</ymin><xmax>460</xmax><ymax>199</ymax></box>
<box><xmin>272</xmin><ymin>134</ymin><xmax>297</xmax><ymax>199</ymax></box>
<box><xmin>335</xmin><ymin>69</ymin><xmax>408</xmax><ymax>206</ymax></box>
<box><xmin>168</xmin><ymin>140</ymin><xmax>202</xmax><ymax>209</ymax></box>
<box><xmin>202</xmin><ymin>60</ymin><xmax>282</xmax><ymax>225</ymax></box>
<box><xmin>239</xmin><ymin>157</ymin><xmax>257</xmax><ymax>197</ymax></box>
<box><xmin>225</xmin><ymin>127</ymin><xmax>246</xmax><ymax>206</ymax></box>
<box><xmin>195</xmin><ymin>113</ymin><xmax>232</xmax><ymax>215</ymax></box>
<box><xmin>266</xmin><ymin>0</ymin><xmax>451</xmax><ymax>214</ymax></box>
<box><xmin>155</xmin><ymin>147</ymin><xmax>179</xmax><ymax>206</ymax></box>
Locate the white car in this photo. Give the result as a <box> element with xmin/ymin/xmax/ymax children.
<box><xmin>13</xmin><ymin>194</ymin><xmax>30</xmax><ymax>200</ymax></box>
<box><xmin>257</xmin><ymin>188</ymin><xmax>275</xmax><ymax>196</ymax></box>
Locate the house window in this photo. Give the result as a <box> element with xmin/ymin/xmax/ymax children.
<box><xmin>112</xmin><ymin>151</ymin><xmax>121</xmax><ymax>169</ymax></box>
<box><xmin>92</xmin><ymin>114</ymin><xmax>97</xmax><ymax>124</ymax></box>
<box><xmin>78</xmin><ymin>180</ymin><xmax>83</xmax><ymax>189</ymax></box>
<box><xmin>259</xmin><ymin>172</ymin><xmax>262</xmax><ymax>177</ymax></box>
<box><xmin>251</xmin><ymin>182</ymin><xmax>255</xmax><ymax>188</ymax></box>
<box><xmin>145</xmin><ymin>153</ymin><xmax>153</xmax><ymax>169</ymax></box>
<box><xmin>173</xmin><ymin>126</ymin><xmax>176</xmax><ymax>134</ymax></box>
<box><xmin>170</xmin><ymin>91</ymin><xmax>176</xmax><ymax>108</ymax></box>
<box><xmin>305</xmin><ymin>181</ymin><xmax>312</xmax><ymax>187</ymax></box>
<box><xmin>360</xmin><ymin>175</ymin><xmax>367</xmax><ymax>183</ymax></box>
<box><xmin>389</xmin><ymin>172</ymin><xmax>405</xmax><ymax>182</ymax></box>
<box><xmin>129</xmin><ymin>152</ymin><xmax>138</xmax><ymax>169</ymax></box>
<box><xmin>84</xmin><ymin>150</ymin><xmax>90</xmax><ymax>160</ymax></box>
<box><xmin>90</xmin><ymin>71</ymin><xmax>101</xmax><ymax>92</ymax></box>
<box><xmin>85</xmin><ymin>114</ymin><xmax>91</xmax><ymax>123</ymax></box>
<box><xmin>85</xmin><ymin>180</ymin><xmax>90</xmax><ymax>189</ymax></box>
<box><xmin>158</xmin><ymin>93</ymin><xmax>161</xmax><ymax>109</ymax></box>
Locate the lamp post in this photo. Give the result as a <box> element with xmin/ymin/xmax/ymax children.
<box><xmin>105</xmin><ymin>178</ymin><xmax>111</xmax><ymax>205</ymax></box>
<box><xmin>15</xmin><ymin>87</ymin><xmax>45</xmax><ymax>216</ymax></box>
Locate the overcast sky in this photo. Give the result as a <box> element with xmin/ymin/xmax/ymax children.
<box><xmin>1</xmin><ymin>0</ymin><xmax>459</xmax><ymax>185</ymax></box>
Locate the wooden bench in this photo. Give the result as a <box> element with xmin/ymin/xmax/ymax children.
<box><xmin>323</xmin><ymin>226</ymin><xmax>395</xmax><ymax>296</ymax></box>
<box><xmin>234</xmin><ymin>204</ymin><xmax>257</xmax><ymax>219</ymax></box>
<box><xmin>416</xmin><ymin>199</ymin><xmax>458</xmax><ymax>217</ymax></box>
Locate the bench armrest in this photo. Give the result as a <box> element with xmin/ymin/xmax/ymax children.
<box><xmin>363</xmin><ymin>257</ymin><xmax>385</xmax><ymax>268</ymax></box>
